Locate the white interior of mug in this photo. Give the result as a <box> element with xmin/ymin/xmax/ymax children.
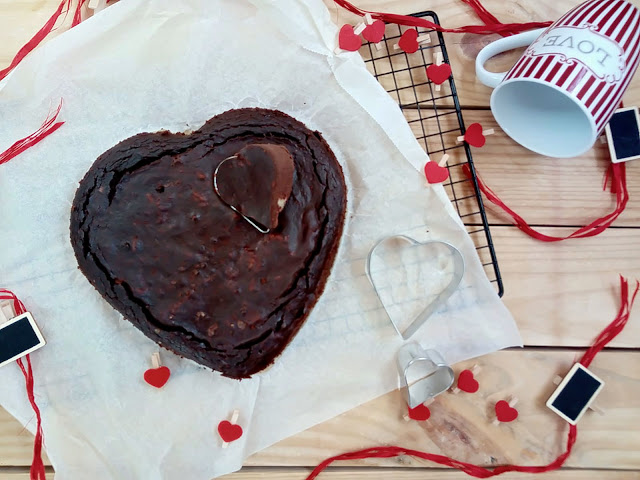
<box><xmin>491</xmin><ymin>79</ymin><xmax>597</xmax><ymax>158</ymax></box>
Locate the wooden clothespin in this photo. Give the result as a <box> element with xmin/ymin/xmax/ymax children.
<box><xmin>0</xmin><ymin>306</ymin><xmax>46</xmax><ymax>368</ymax></box>
<box><xmin>151</xmin><ymin>352</ymin><xmax>161</xmax><ymax>369</ymax></box>
<box><xmin>0</xmin><ymin>300</ymin><xmax>15</xmax><ymax>324</ymax></box>
<box><xmin>434</xmin><ymin>52</ymin><xmax>444</xmax><ymax>92</ymax></box>
<box><xmin>219</xmin><ymin>409</ymin><xmax>243</xmax><ymax>448</ymax></box>
<box><xmin>88</xmin><ymin>0</ymin><xmax>107</xmax><ymax>13</ymax></box>
<box><xmin>457</xmin><ymin>126</ymin><xmax>495</xmax><ymax>145</ymax></box>
<box><xmin>424</xmin><ymin>154</ymin><xmax>450</xmax><ymax>186</ymax></box>
<box><xmin>143</xmin><ymin>352</ymin><xmax>171</xmax><ymax>388</ymax></box>
<box><xmin>364</xmin><ymin>13</ymin><xmax>374</xmax><ymax>25</ymax></box>
<box><xmin>547</xmin><ymin>364</ymin><xmax>605</xmax><ymax>423</ymax></box>
<box><xmin>451</xmin><ymin>364</ymin><xmax>480</xmax><ymax>394</ymax></box>
<box><xmin>417</xmin><ymin>33</ymin><xmax>431</xmax><ymax>45</ymax></box>
<box><xmin>354</xmin><ymin>22</ymin><xmax>366</xmax><ymax>35</ymax></box>
<box><xmin>604</xmin><ymin>106</ymin><xmax>640</xmax><ymax>163</ymax></box>
<box><xmin>493</xmin><ymin>395</ymin><xmax>519</xmax><ymax>425</ymax></box>
<box><xmin>403</xmin><ymin>399</ymin><xmax>433</xmax><ymax>421</ymax></box>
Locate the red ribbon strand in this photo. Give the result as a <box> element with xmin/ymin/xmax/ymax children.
<box><xmin>306</xmin><ymin>276</ymin><xmax>638</xmax><ymax>479</ymax></box>
<box><xmin>0</xmin><ymin>290</ymin><xmax>46</xmax><ymax>480</ymax></box>
<box><xmin>0</xmin><ymin>100</ymin><xmax>65</xmax><ymax>167</ymax></box>
<box><xmin>464</xmin><ymin>163</ymin><xmax>628</xmax><ymax>241</ymax></box>
<box><xmin>332</xmin><ymin>0</ymin><xmax>552</xmax><ymax>36</ymax></box>
<box><xmin>0</xmin><ymin>0</ymin><xmax>73</xmax><ymax>83</ymax></box>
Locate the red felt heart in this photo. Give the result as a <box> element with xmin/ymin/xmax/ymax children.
<box><xmin>495</xmin><ymin>400</ymin><xmax>518</xmax><ymax>423</ymax></box>
<box><xmin>362</xmin><ymin>20</ymin><xmax>385</xmax><ymax>43</ymax></box>
<box><xmin>424</xmin><ymin>161</ymin><xmax>449</xmax><ymax>184</ymax></box>
<box><xmin>464</xmin><ymin>123</ymin><xmax>486</xmax><ymax>148</ymax></box>
<box><xmin>426</xmin><ymin>63</ymin><xmax>452</xmax><ymax>85</ymax></box>
<box><xmin>398</xmin><ymin>28</ymin><xmax>419</xmax><ymax>53</ymax></box>
<box><xmin>407</xmin><ymin>404</ymin><xmax>431</xmax><ymax>421</ymax></box>
<box><xmin>143</xmin><ymin>366</ymin><xmax>171</xmax><ymax>389</ymax></box>
<box><xmin>457</xmin><ymin>369</ymin><xmax>479</xmax><ymax>393</ymax></box>
<box><xmin>218</xmin><ymin>420</ymin><xmax>243</xmax><ymax>442</ymax></box>
<box><xmin>339</xmin><ymin>24</ymin><xmax>362</xmax><ymax>52</ymax></box>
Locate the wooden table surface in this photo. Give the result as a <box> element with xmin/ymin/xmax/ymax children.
<box><xmin>1</xmin><ymin>0</ymin><xmax>639</xmax><ymax>479</ymax></box>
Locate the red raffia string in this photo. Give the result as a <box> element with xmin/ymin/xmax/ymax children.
<box><xmin>0</xmin><ymin>290</ymin><xmax>46</xmax><ymax>480</ymax></box>
<box><xmin>0</xmin><ymin>100</ymin><xmax>65</xmax><ymax>167</ymax></box>
<box><xmin>306</xmin><ymin>276</ymin><xmax>638</xmax><ymax>479</ymax></box>
<box><xmin>463</xmin><ymin>163</ymin><xmax>628</xmax><ymax>242</ymax></box>
<box><xmin>332</xmin><ymin>0</ymin><xmax>552</xmax><ymax>36</ymax></box>
<box><xmin>0</xmin><ymin>0</ymin><xmax>73</xmax><ymax>82</ymax></box>
<box><xmin>72</xmin><ymin>0</ymin><xmax>88</xmax><ymax>27</ymax></box>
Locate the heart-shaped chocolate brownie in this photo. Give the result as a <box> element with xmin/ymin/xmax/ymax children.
<box><xmin>70</xmin><ymin>108</ymin><xmax>347</xmax><ymax>379</ymax></box>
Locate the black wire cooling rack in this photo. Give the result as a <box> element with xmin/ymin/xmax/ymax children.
<box><xmin>359</xmin><ymin>11</ymin><xmax>504</xmax><ymax>297</ymax></box>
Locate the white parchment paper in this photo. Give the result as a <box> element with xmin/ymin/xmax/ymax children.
<box><xmin>0</xmin><ymin>1</ymin><xmax>522</xmax><ymax>478</ymax></box>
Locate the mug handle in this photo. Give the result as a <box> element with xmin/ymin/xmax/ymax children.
<box><xmin>475</xmin><ymin>28</ymin><xmax>546</xmax><ymax>88</ymax></box>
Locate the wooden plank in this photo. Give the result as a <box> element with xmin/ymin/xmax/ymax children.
<box><xmin>494</xmin><ymin>226</ymin><xmax>640</xmax><ymax>347</ymax></box>
<box><xmin>4</xmin><ymin>350</ymin><xmax>637</xmax><ymax>469</ymax></box>
<box><xmin>0</xmin><ymin>468</ymin><xmax>637</xmax><ymax>480</ymax></box>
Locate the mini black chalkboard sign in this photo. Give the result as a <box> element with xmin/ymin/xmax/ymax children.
<box><xmin>0</xmin><ymin>312</ymin><xmax>46</xmax><ymax>368</ymax></box>
<box><xmin>605</xmin><ymin>107</ymin><xmax>640</xmax><ymax>163</ymax></box>
<box><xmin>546</xmin><ymin>363</ymin><xmax>604</xmax><ymax>425</ymax></box>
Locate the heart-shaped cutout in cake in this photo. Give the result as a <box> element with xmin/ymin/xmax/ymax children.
<box><xmin>457</xmin><ymin>369</ymin><xmax>479</xmax><ymax>393</ymax></box>
<box><xmin>398</xmin><ymin>28</ymin><xmax>419</xmax><ymax>53</ymax></box>
<box><xmin>495</xmin><ymin>400</ymin><xmax>518</xmax><ymax>422</ymax></box>
<box><xmin>339</xmin><ymin>24</ymin><xmax>362</xmax><ymax>51</ymax></box>
<box><xmin>426</xmin><ymin>63</ymin><xmax>452</xmax><ymax>85</ymax></box>
<box><xmin>464</xmin><ymin>123</ymin><xmax>486</xmax><ymax>148</ymax></box>
<box><xmin>214</xmin><ymin>144</ymin><xmax>295</xmax><ymax>231</ymax></box>
<box><xmin>362</xmin><ymin>20</ymin><xmax>386</xmax><ymax>43</ymax></box>
<box><xmin>70</xmin><ymin>108</ymin><xmax>347</xmax><ymax>379</ymax></box>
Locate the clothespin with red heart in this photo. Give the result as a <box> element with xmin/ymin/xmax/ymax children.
<box><xmin>218</xmin><ymin>409</ymin><xmax>243</xmax><ymax>448</ymax></box>
<box><xmin>452</xmin><ymin>364</ymin><xmax>480</xmax><ymax>394</ymax></box>
<box><xmin>417</xmin><ymin>32</ymin><xmax>431</xmax><ymax>45</ymax></box>
<box><xmin>143</xmin><ymin>352</ymin><xmax>171</xmax><ymax>389</ymax></box>
<box><xmin>493</xmin><ymin>396</ymin><xmax>519</xmax><ymax>424</ymax></box>
<box><xmin>403</xmin><ymin>399</ymin><xmax>433</xmax><ymax>422</ymax></box>
<box><xmin>424</xmin><ymin>154</ymin><xmax>450</xmax><ymax>185</ymax></box>
<box><xmin>457</xmin><ymin>123</ymin><xmax>495</xmax><ymax>148</ymax></box>
<box><xmin>336</xmin><ymin>24</ymin><xmax>362</xmax><ymax>53</ymax></box>
<box><xmin>427</xmin><ymin>52</ymin><xmax>451</xmax><ymax>93</ymax></box>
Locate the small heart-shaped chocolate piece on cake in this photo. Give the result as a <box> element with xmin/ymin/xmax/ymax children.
<box><xmin>215</xmin><ymin>144</ymin><xmax>295</xmax><ymax>230</ymax></box>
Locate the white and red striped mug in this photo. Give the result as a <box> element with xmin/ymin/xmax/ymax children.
<box><xmin>476</xmin><ymin>0</ymin><xmax>640</xmax><ymax>158</ymax></box>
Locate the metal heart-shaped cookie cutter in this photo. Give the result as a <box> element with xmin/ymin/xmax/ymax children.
<box><xmin>366</xmin><ymin>235</ymin><xmax>465</xmax><ymax>340</ymax></box>
<box><xmin>397</xmin><ymin>343</ymin><xmax>455</xmax><ymax>408</ymax></box>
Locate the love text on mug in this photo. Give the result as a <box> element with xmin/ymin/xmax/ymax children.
<box><xmin>527</xmin><ymin>26</ymin><xmax>625</xmax><ymax>82</ymax></box>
